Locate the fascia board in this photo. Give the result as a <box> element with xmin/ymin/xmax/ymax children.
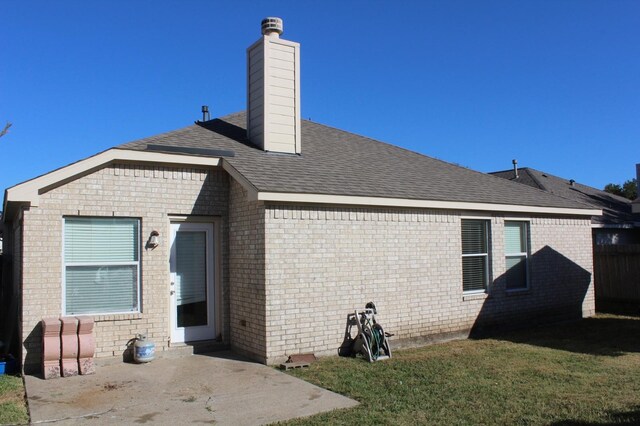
<box><xmin>4</xmin><ymin>149</ymin><xmax>221</xmax><ymax>208</ymax></box>
<box><xmin>255</xmin><ymin>191</ymin><xmax>602</xmax><ymax>217</ymax></box>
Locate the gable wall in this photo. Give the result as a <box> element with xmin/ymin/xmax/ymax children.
<box><xmin>20</xmin><ymin>163</ymin><xmax>230</xmax><ymax>373</ymax></box>
<box><xmin>263</xmin><ymin>205</ymin><xmax>594</xmax><ymax>364</ymax></box>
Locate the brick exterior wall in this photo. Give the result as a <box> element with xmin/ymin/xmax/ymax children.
<box><xmin>228</xmin><ymin>180</ymin><xmax>267</xmax><ymax>362</ymax></box>
<box><xmin>263</xmin><ymin>205</ymin><xmax>594</xmax><ymax>364</ymax></box>
<box><xmin>20</xmin><ymin>164</ymin><xmax>229</xmax><ymax>373</ymax></box>
<box><xmin>16</xmin><ymin>164</ymin><xmax>595</xmax><ymax>371</ymax></box>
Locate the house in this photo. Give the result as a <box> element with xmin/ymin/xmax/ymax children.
<box><xmin>491</xmin><ymin>162</ymin><xmax>640</xmax><ymax>308</ymax></box>
<box><xmin>1</xmin><ymin>18</ymin><xmax>600</xmax><ymax>374</ymax></box>
<box><xmin>490</xmin><ymin>162</ymin><xmax>640</xmax><ymax>245</ymax></box>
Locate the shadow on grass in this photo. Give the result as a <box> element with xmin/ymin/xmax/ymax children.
<box><xmin>477</xmin><ymin>315</ymin><xmax>640</xmax><ymax>357</ymax></box>
<box><xmin>551</xmin><ymin>406</ymin><xmax>640</xmax><ymax>425</ymax></box>
<box><xmin>468</xmin><ymin>245</ymin><xmax>640</xmax><ymax>357</ymax></box>
<box><xmin>469</xmin><ymin>245</ymin><xmax>600</xmax><ymax>350</ymax></box>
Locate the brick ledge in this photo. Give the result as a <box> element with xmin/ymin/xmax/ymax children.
<box><xmin>94</xmin><ymin>313</ymin><xmax>143</xmax><ymax>322</ymax></box>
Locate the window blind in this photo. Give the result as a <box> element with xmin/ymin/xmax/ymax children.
<box><xmin>461</xmin><ymin>219</ymin><xmax>489</xmax><ymax>292</ymax></box>
<box><xmin>64</xmin><ymin>217</ymin><xmax>140</xmax><ymax>315</ymax></box>
<box><xmin>65</xmin><ymin>218</ymin><xmax>138</xmax><ymax>263</ymax></box>
<box><xmin>504</xmin><ymin>223</ymin><xmax>526</xmax><ymax>254</ymax></box>
<box><xmin>175</xmin><ymin>231</ymin><xmax>207</xmax><ymax>305</ymax></box>
<box><xmin>462</xmin><ymin>256</ymin><xmax>487</xmax><ymax>292</ymax></box>
<box><xmin>504</xmin><ymin>221</ymin><xmax>528</xmax><ymax>290</ymax></box>
<box><xmin>462</xmin><ymin>220</ymin><xmax>488</xmax><ymax>255</ymax></box>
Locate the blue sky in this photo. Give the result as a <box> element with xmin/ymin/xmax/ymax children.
<box><xmin>2</xmin><ymin>1</ymin><xmax>639</xmax><ymax>194</ymax></box>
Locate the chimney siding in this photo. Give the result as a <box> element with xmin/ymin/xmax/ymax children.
<box><xmin>247</xmin><ymin>34</ymin><xmax>301</xmax><ymax>154</ymax></box>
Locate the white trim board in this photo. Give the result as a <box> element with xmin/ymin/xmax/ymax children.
<box><xmin>252</xmin><ymin>191</ymin><xmax>601</xmax><ymax>217</ymax></box>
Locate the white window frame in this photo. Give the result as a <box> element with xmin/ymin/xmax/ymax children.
<box><xmin>461</xmin><ymin>218</ymin><xmax>491</xmax><ymax>294</ymax></box>
<box><xmin>504</xmin><ymin>220</ymin><xmax>530</xmax><ymax>292</ymax></box>
<box><xmin>62</xmin><ymin>217</ymin><xmax>141</xmax><ymax>315</ymax></box>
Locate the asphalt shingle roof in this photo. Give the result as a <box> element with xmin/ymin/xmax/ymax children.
<box><xmin>118</xmin><ymin>112</ymin><xmax>594</xmax><ymax>211</ymax></box>
<box><xmin>490</xmin><ymin>167</ymin><xmax>633</xmax><ymax>224</ymax></box>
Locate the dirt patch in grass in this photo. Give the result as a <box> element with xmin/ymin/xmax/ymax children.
<box><xmin>284</xmin><ymin>314</ymin><xmax>640</xmax><ymax>425</ymax></box>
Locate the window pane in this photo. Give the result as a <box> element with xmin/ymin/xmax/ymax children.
<box><xmin>505</xmin><ymin>222</ymin><xmax>526</xmax><ymax>253</ymax></box>
<box><xmin>175</xmin><ymin>231</ymin><xmax>207</xmax><ymax>305</ymax></box>
<box><xmin>461</xmin><ymin>219</ymin><xmax>490</xmax><ymax>292</ymax></box>
<box><xmin>505</xmin><ymin>256</ymin><xmax>527</xmax><ymax>290</ymax></box>
<box><xmin>65</xmin><ymin>217</ymin><xmax>139</xmax><ymax>263</ymax></box>
<box><xmin>504</xmin><ymin>222</ymin><xmax>528</xmax><ymax>290</ymax></box>
<box><xmin>463</xmin><ymin>256</ymin><xmax>487</xmax><ymax>292</ymax></box>
<box><xmin>462</xmin><ymin>220</ymin><xmax>487</xmax><ymax>255</ymax></box>
<box><xmin>66</xmin><ymin>265</ymin><xmax>138</xmax><ymax>314</ymax></box>
<box><xmin>64</xmin><ymin>217</ymin><xmax>140</xmax><ymax>315</ymax></box>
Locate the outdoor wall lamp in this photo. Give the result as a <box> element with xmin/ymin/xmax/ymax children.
<box><xmin>147</xmin><ymin>230</ymin><xmax>160</xmax><ymax>249</ymax></box>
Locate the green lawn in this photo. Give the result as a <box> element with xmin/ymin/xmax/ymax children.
<box><xmin>0</xmin><ymin>374</ymin><xmax>28</xmax><ymax>425</ymax></box>
<box><xmin>284</xmin><ymin>314</ymin><xmax>640</xmax><ymax>425</ymax></box>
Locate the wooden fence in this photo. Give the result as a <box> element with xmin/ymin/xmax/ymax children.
<box><xmin>594</xmin><ymin>244</ymin><xmax>640</xmax><ymax>302</ymax></box>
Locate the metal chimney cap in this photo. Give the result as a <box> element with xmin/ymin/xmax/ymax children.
<box><xmin>261</xmin><ymin>17</ymin><xmax>283</xmax><ymax>36</ymax></box>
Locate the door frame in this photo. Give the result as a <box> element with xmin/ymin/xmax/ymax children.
<box><xmin>169</xmin><ymin>220</ymin><xmax>218</xmax><ymax>344</ymax></box>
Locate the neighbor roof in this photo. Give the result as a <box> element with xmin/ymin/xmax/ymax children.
<box><xmin>116</xmin><ymin>111</ymin><xmax>595</xmax><ymax>212</ymax></box>
<box><xmin>490</xmin><ymin>167</ymin><xmax>633</xmax><ymax>225</ymax></box>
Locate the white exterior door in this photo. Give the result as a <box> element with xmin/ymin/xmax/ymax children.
<box><xmin>169</xmin><ymin>222</ymin><xmax>215</xmax><ymax>343</ymax></box>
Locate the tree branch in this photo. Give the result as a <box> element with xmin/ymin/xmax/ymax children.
<box><xmin>0</xmin><ymin>122</ymin><xmax>12</xmax><ymax>138</ymax></box>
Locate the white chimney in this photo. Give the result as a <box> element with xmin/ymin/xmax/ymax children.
<box><xmin>246</xmin><ymin>17</ymin><xmax>301</xmax><ymax>154</ymax></box>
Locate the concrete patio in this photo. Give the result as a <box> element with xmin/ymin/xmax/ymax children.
<box><xmin>24</xmin><ymin>351</ymin><xmax>358</xmax><ymax>425</ymax></box>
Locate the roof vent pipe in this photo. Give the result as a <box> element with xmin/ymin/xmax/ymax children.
<box><xmin>512</xmin><ymin>159</ymin><xmax>518</xmax><ymax>178</ymax></box>
<box><xmin>569</xmin><ymin>179</ymin><xmax>575</xmax><ymax>186</ymax></box>
<box><xmin>261</xmin><ymin>17</ymin><xmax>283</xmax><ymax>37</ymax></box>
<box><xmin>201</xmin><ymin>105</ymin><xmax>210</xmax><ymax>121</ymax></box>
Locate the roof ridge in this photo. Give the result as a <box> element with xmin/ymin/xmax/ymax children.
<box><xmin>500</xmin><ymin>166</ymin><xmax>615</xmax><ymax>210</ymax></box>
<box><xmin>521</xmin><ymin>168</ymin><xmax>547</xmax><ymax>191</ymax></box>
<box><xmin>117</xmin><ymin>124</ymin><xmax>199</xmax><ymax>148</ymax></box>
<box><xmin>484</xmin><ymin>167</ymin><xmax>600</xmax><ymax>208</ymax></box>
<box><xmin>523</xmin><ymin>167</ymin><xmax>633</xmax><ymax>204</ymax></box>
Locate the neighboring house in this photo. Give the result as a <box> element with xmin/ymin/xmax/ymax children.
<box><xmin>490</xmin><ymin>164</ymin><xmax>640</xmax><ymax>245</ymax></box>
<box><xmin>2</xmin><ymin>19</ymin><xmax>600</xmax><ymax>374</ymax></box>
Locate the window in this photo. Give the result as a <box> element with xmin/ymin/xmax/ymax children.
<box><xmin>64</xmin><ymin>217</ymin><xmax>140</xmax><ymax>315</ymax></box>
<box><xmin>461</xmin><ymin>219</ymin><xmax>490</xmax><ymax>292</ymax></box>
<box><xmin>504</xmin><ymin>221</ymin><xmax>529</xmax><ymax>290</ymax></box>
